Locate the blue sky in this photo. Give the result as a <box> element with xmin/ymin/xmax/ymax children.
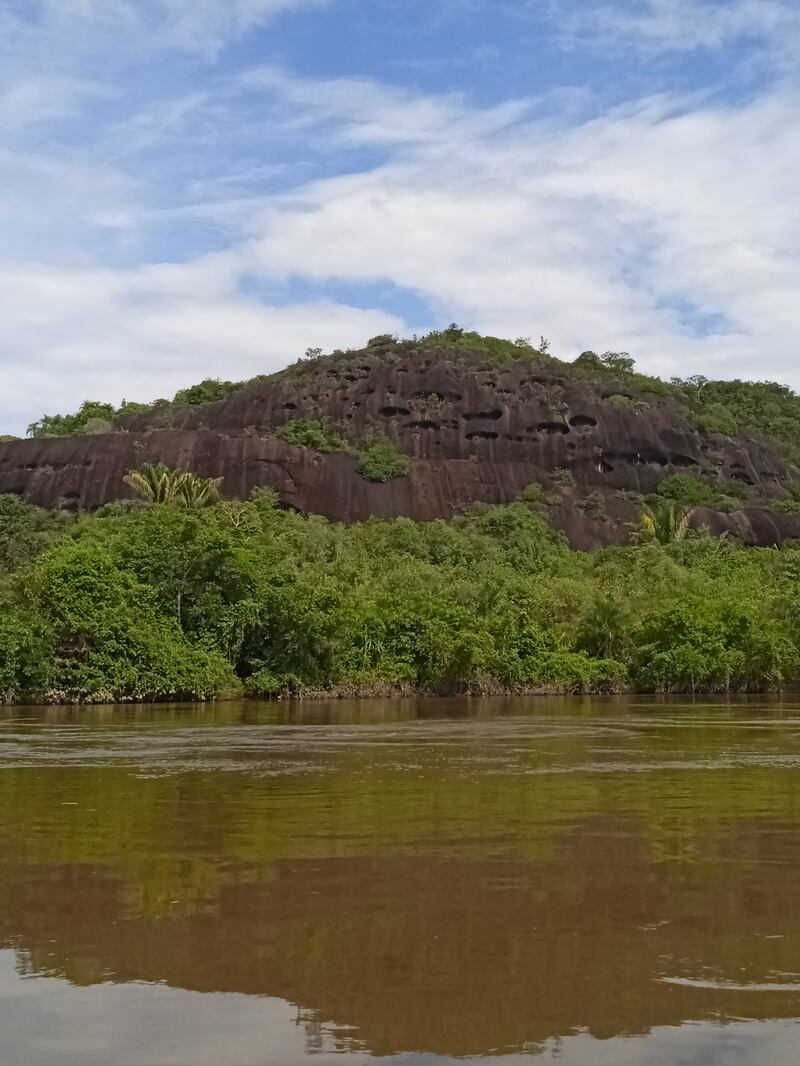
<box><xmin>2</xmin><ymin>0</ymin><xmax>800</xmax><ymax>434</ymax></box>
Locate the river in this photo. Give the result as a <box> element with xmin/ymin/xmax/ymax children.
<box><xmin>1</xmin><ymin>697</ymin><xmax>799</xmax><ymax>1064</ymax></box>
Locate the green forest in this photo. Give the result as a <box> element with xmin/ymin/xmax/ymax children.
<box><xmin>2</xmin><ymin>479</ymin><xmax>800</xmax><ymax>703</ymax></box>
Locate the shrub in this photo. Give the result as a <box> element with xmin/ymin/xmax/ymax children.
<box><xmin>576</xmin><ymin>598</ymin><xmax>630</xmax><ymax>660</ymax></box>
<box><xmin>578</xmin><ymin>491</ymin><xmax>605</xmax><ymax>515</ymax></box>
<box><xmin>519</xmin><ymin>483</ymin><xmax>546</xmax><ymax>504</ymax></box>
<box><xmin>697</xmin><ymin>403</ymin><xmax>738</xmax><ymax>436</ymax></box>
<box><xmin>173</xmin><ymin>378</ymin><xmax>238</xmax><ymax>406</ymax></box>
<box><xmin>631</xmin><ymin>604</ymin><xmax>796</xmax><ymax>692</ymax></box>
<box><xmin>32</xmin><ymin>541</ymin><xmax>237</xmax><ymax>700</ymax></box>
<box><xmin>0</xmin><ymin>494</ymin><xmax>67</xmax><ymax>570</ymax></box>
<box><xmin>657</xmin><ymin>473</ymin><xmax>718</xmax><ymax>507</ymax></box>
<box><xmin>0</xmin><ymin>609</ymin><xmax>53</xmax><ymax>696</ymax></box>
<box><xmin>776</xmin><ymin>486</ymin><xmax>800</xmax><ymax>514</ymax></box>
<box><xmin>357</xmin><ymin>441</ymin><xmax>410</xmax><ymax>482</ymax></box>
<box><xmin>279</xmin><ymin>419</ymin><xmax>348</xmax><ymax>453</ymax></box>
<box><xmin>83</xmin><ymin>417</ymin><xmax>115</xmax><ymax>435</ymax></box>
<box><xmin>656</xmin><ymin>473</ymin><xmax>746</xmax><ymax>511</ymax></box>
<box><xmin>549</xmin><ymin>467</ymin><xmax>575</xmax><ymax>490</ymax></box>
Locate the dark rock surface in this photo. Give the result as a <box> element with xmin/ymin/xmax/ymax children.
<box><xmin>3</xmin><ymin>341</ymin><xmax>800</xmax><ymax>547</ymax></box>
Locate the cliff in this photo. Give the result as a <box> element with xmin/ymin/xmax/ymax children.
<box><xmin>3</xmin><ymin>337</ymin><xmax>800</xmax><ymax>548</ymax></box>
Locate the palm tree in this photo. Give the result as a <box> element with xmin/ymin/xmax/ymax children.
<box><xmin>178</xmin><ymin>473</ymin><xmax>223</xmax><ymax>508</ymax></box>
<box><xmin>638</xmin><ymin>499</ymin><xmax>693</xmax><ymax>544</ymax></box>
<box><xmin>123</xmin><ymin>465</ymin><xmax>222</xmax><ymax>508</ymax></box>
<box><xmin>124</xmin><ymin>463</ymin><xmax>186</xmax><ymax>504</ymax></box>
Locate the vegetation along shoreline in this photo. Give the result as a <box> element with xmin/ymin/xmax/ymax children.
<box><xmin>4</xmin><ymin>330</ymin><xmax>800</xmax><ymax>705</ymax></box>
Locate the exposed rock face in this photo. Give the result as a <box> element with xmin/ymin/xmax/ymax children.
<box><xmin>3</xmin><ymin>341</ymin><xmax>800</xmax><ymax>547</ymax></box>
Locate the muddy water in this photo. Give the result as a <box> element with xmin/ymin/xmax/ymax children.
<box><xmin>1</xmin><ymin>697</ymin><xmax>800</xmax><ymax>1065</ymax></box>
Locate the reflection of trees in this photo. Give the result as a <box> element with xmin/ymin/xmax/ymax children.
<box><xmin>3</xmin><ymin>819</ymin><xmax>800</xmax><ymax>1058</ymax></box>
<box><xmin>2</xmin><ymin>709</ymin><xmax>800</xmax><ymax>1058</ymax></box>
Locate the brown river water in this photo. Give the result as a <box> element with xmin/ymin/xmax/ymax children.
<box><xmin>1</xmin><ymin>696</ymin><xmax>799</xmax><ymax>1065</ymax></box>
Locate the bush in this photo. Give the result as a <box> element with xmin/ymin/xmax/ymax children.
<box><xmin>656</xmin><ymin>473</ymin><xmax>746</xmax><ymax>511</ymax></box>
<box><xmin>0</xmin><ymin>609</ymin><xmax>53</xmax><ymax>697</ymax></box>
<box><xmin>0</xmin><ymin>494</ymin><xmax>66</xmax><ymax>570</ymax></box>
<box><xmin>357</xmin><ymin>441</ymin><xmax>410</xmax><ymax>482</ymax></box>
<box><xmin>173</xmin><ymin>378</ymin><xmax>238</xmax><ymax>406</ymax></box>
<box><xmin>32</xmin><ymin>541</ymin><xmax>238</xmax><ymax>700</ymax></box>
<box><xmin>576</xmin><ymin>598</ymin><xmax>630</xmax><ymax>660</ymax></box>
<box><xmin>279</xmin><ymin>419</ymin><xmax>348</xmax><ymax>453</ymax></box>
<box><xmin>697</xmin><ymin>403</ymin><xmax>738</xmax><ymax>436</ymax></box>
<box><xmin>657</xmin><ymin>473</ymin><xmax>719</xmax><ymax>507</ymax></box>
<box><xmin>519</xmin><ymin>483</ymin><xmax>546</xmax><ymax>504</ymax></box>
<box><xmin>631</xmin><ymin>603</ymin><xmax>796</xmax><ymax>692</ymax></box>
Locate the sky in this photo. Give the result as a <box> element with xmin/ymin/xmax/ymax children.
<box><xmin>2</xmin><ymin>0</ymin><xmax>800</xmax><ymax>435</ymax></box>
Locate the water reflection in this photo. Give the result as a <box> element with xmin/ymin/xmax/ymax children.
<box><xmin>1</xmin><ymin>697</ymin><xmax>800</xmax><ymax>1064</ymax></box>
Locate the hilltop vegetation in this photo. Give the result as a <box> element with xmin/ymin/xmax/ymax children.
<box><xmin>2</xmin><ymin>482</ymin><xmax>800</xmax><ymax>703</ymax></box>
<box><xmin>18</xmin><ymin>327</ymin><xmax>800</xmax><ymax>469</ymax></box>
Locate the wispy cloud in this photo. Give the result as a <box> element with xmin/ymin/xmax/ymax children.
<box><xmin>6</xmin><ymin>0</ymin><xmax>331</xmax><ymax>55</ymax></box>
<box><xmin>554</xmin><ymin>0</ymin><xmax>800</xmax><ymax>64</ymax></box>
<box><xmin>2</xmin><ymin>0</ymin><xmax>800</xmax><ymax>436</ymax></box>
<box><xmin>244</xmin><ymin>76</ymin><xmax>800</xmax><ymax>382</ymax></box>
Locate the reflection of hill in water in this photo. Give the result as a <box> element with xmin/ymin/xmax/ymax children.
<box><xmin>3</xmin><ymin>818</ymin><xmax>800</xmax><ymax>1058</ymax></box>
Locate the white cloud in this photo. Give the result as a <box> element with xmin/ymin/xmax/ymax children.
<box><xmin>240</xmin><ymin>65</ymin><xmax>534</xmax><ymax>146</ymax></box>
<box><xmin>0</xmin><ymin>256</ymin><xmax>404</xmax><ymax>434</ymax></box>
<box><xmin>242</xmin><ymin>76</ymin><xmax>800</xmax><ymax>385</ymax></box>
<box><xmin>555</xmin><ymin>0</ymin><xmax>800</xmax><ymax>62</ymax></box>
<box><xmin>9</xmin><ymin>0</ymin><xmax>330</xmax><ymax>56</ymax></box>
<box><xmin>3</xmin><ymin>4</ymin><xmax>800</xmax><ymax>439</ymax></box>
<box><xmin>0</xmin><ymin>76</ymin><xmax>107</xmax><ymax>131</ymax></box>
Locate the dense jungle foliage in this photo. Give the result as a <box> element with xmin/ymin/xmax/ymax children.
<box><xmin>2</xmin><ymin>486</ymin><xmax>800</xmax><ymax>703</ymax></box>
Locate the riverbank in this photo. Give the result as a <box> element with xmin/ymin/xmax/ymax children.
<box><xmin>3</xmin><ymin>491</ymin><xmax>800</xmax><ymax>704</ymax></box>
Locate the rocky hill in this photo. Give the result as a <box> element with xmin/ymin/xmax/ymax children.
<box><xmin>3</xmin><ymin>333</ymin><xmax>800</xmax><ymax>548</ymax></box>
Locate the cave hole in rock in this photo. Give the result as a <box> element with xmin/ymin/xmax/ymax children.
<box><xmin>731</xmin><ymin>471</ymin><xmax>754</xmax><ymax>485</ymax></box>
<box><xmin>466</xmin><ymin>431</ymin><xmax>499</xmax><ymax>441</ymax></box>
<box><xmin>602</xmin><ymin>391</ymin><xmax>634</xmax><ymax>402</ymax></box>
<box><xmin>569</xmin><ymin>415</ymin><xmax>598</xmax><ymax>430</ymax></box>
<box><xmin>535</xmin><ymin>421</ymin><xmax>570</xmax><ymax>435</ymax></box>
<box><xmin>379</xmin><ymin>406</ymin><xmax>412</xmax><ymax>418</ymax></box>
<box><xmin>405</xmin><ymin>420</ymin><xmax>440</xmax><ymax>431</ymax></box>
<box><xmin>617</xmin><ymin>449</ymin><xmax>668</xmax><ymax>467</ymax></box>
<box><xmin>283</xmin><ymin>402</ymin><xmax>298</xmax><ymax>411</ymax></box>
<box><xmin>396</xmin><ymin>367</ymin><xmax>408</xmax><ymax>374</ymax></box>
<box><xmin>596</xmin><ymin>458</ymin><xmax>615</xmax><ymax>474</ymax></box>
<box><xmin>464</xmin><ymin>410</ymin><xmax>503</xmax><ymax>422</ymax></box>
<box><xmin>670</xmin><ymin>454</ymin><xmax>699</xmax><ymax>468</ymax></box>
